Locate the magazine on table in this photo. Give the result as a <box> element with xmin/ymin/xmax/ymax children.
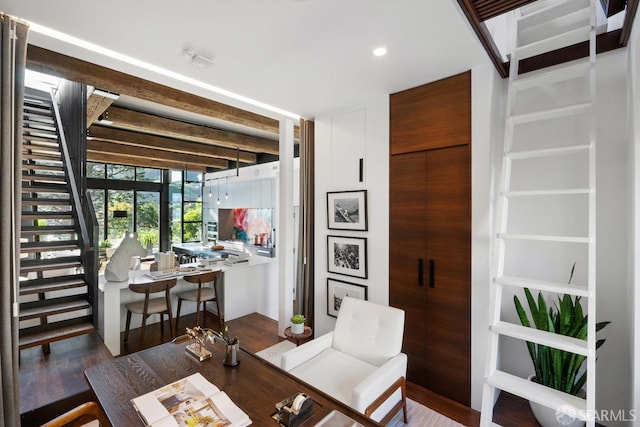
<box><xmin>131</xmin><ymin>373</ymin><xmax>251</xmax><ymax>427</ymax></box>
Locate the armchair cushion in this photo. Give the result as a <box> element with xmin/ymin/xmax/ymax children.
<box><xmin>280</xmin><ymin>332</ymin><xmax>333</xmax><ymax>372</ymax></box>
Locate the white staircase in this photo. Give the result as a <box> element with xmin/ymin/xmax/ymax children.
<box><xmin>480</xmin><ymin>0</ymin><xmax>597</xmax><ymax>426</ymax></box>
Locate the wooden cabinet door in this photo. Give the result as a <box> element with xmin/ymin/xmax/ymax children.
<box><xmin>389</xmin><ymin>151</ymin><xmax>428</xmax><ymax>386</ymax></box>
<box><xmin>389</xmin><ymin>145</ymin><xmax>470</xmax><ymax>406</ymax></box>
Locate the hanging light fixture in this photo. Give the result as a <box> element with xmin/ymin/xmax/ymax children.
<box><xmin>225</xmin><ymin>176</ymin><xmax>229</xmax><ymax>200</ymax></box>
<box><xmin>216</xmin><ymin>178</ymin><xmax>221</xmax><ymax>205</ymax></box>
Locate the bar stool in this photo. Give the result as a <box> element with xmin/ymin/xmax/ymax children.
<box><xmin>175</xmin><ymin>270</ymin><xmax>223</xmax><ymax>333</ymax></box>
<box><xmin>124</xmin><ymin>277</ymin><xmax>177</xmax><ymax>348</ymax></box>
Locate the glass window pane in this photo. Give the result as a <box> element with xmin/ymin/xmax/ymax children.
<box><xmin>86</xmin><ymin>162</ymin><xmax>105</xmax><ymax>179</ymax></box>
<box><xmin>88</xmin><ymin>189</ymin><xmax>105</xmax><ymax>242</ymax></box>
<box><xmin>107</xmin><ymin>164</ymin><xmax>135</xmax><ymax>181</ymax></box>
<box><xmin>185</xmin><ymin>170</ymin><xmax>202</xmax><ymax>183</ymax></box>
<box><xmin>136</xmin><ymin>191</ymin><xmax>160</xmax><ymax>252</ymax></box>
<box><xmin>107</xmin><ymin>190</ymin><xmax>133</xmax><ymax>241</ymax></box>
<box><xmin>183</xmin><ymin>202</ymin><xmax>202</xmax><ymax>223</ymax></box>
<box><xmin>136</xmin><ymin>167</ymin><xmax>161</xmax><ymax>183</ymax></box>
<box><xmin>183</xmin><ymin>222</ymin><xmax>201</xmax><ymax>243</ymax></box>
<box><xmin>184</xmin><ymin>182</ymin><xmax>202</xmax><ymax>202</ymax></box>
<box><xmin>170</xmin><ymin>204</ymin><xmax>182</xmax><ymax>243</ymax></box>
<box><xmin>169</xmin><ymin>182</ymin><xmax>182</xmax><ymax>203</ymax></box>
<box><xmin>170</xmin><ymin>170</ymin><xmax>183</xmax><ymax>183</ymax></box>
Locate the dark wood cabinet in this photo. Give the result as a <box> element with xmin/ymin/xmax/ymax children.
<box><xmin>389</xmin><ymin>72</ymin><xmax>471</xmax><ymax>406</ymax></box>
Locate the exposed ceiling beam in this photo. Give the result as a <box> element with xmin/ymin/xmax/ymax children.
<box><xmin>87</xmin><ymin>139</ymin><xmax>228</xmax><ymax>169</ymax></box>
<box><xmin>88</xmin><ymin>125</ymin><xmax>257</xmax><ymax>164</ymax></box>
<box><xmin>86</xmin><ymin>88</ymin><xmax>118</xmax><ymax>125</ymax></box>
<box><xmin>101</xmin><ymin>106</ymin><xmax>280</xmax><ymax>155</ymax></box>
<box><xmin>87</xmin><ymin>150</ymin><xmax>207</xmax><ymax>172</ymax></box>
<box><xmin>26</xmin><ymin>45</ymin><xmax>282</xmax><ymax>134</ymax></box>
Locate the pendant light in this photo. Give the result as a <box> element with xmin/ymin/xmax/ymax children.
<box><xmin>225</xmin><ymin>176</ymin><xmax>229</xmax><ymax>200</ymax></box>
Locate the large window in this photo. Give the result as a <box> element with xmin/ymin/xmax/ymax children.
<box><xmin>169</xmin><ymin>170</ymin><xmax>203</xmax><ymax>243</ymax></box>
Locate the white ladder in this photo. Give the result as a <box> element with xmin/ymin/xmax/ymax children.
<box><xmin>480</xmin><ymin>0</ymin><xmax>597</xmax><ymax>426</ymax></box>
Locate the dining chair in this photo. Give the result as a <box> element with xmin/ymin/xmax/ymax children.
<box><xmin>124</xmin><ymin>277</ymin><xmax>177</xmax><ymax>348</ymax></box>
<box><xmin>175</xmin><ymin>270</ymin><xmax>223</xmax><ymax>333</ymax></box>
<box><xmin>40</xmin><ymin>401</ymin><xmax>109</xmax><ymax>427</ymax></box>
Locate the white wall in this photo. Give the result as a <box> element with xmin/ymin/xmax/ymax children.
<box><xmin>313</xmin><ymin>95</ymin><xmax>389</xmax><ymax>336</ymax></box>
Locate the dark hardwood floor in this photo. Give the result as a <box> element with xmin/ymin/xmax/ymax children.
<box><xmin>18</xmin><ymin>311</ymin><xmax>539</xmax><ymax>426</ymax></box>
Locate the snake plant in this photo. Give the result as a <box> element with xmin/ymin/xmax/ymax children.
<box><xmin>513</xmin><ymin>263</ymin><xmax>610</xmax><ymax>395</ymax></box>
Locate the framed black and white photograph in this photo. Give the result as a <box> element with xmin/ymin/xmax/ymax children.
<box><xmin>327</xmin><ymin>190</ymin><xmax>368</xmax><ymax>231</ymax></box>
<box><xmin>327</xmin><ymin>235</ymin><xmax>367</xmax><ymax>279</ymax></box>
<box><xmin>327</xmin><ymin>278</ymin><xmax>368</xmax><ymax>318</ymax></box>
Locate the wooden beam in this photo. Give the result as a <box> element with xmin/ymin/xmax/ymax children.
<box><xmin>87</xmin><ymin>150</ymin><xmax>206</xmax><ymax>172</ymax></box>
<box><xmin>86</xmin><ymin>89</ymin><xmax>117</xmax><ymax>125</ymax></box>
<box><xmin>102</xmin><ymin>106</ymin><xmax>280</xmax><ymax>155</ymax></box>
<box><xmin>87</xmin><ymin>139</ymin><xmax>228</xmax><ymax>169</ymax></box>
<box><xmin>26</xmin><ymin>45</ymin><xmax>281</xmax><ymax>134</ymax></box>
<box><xmin>88</xmin><ymin>125</ymin><xmax>257</xmax><ymax>164</ymax></box>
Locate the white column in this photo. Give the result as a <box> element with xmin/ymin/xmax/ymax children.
<box><xmin>278</xmin><ymin>118</ymin><xmax>295</xmax><ymax>336</ymax></box>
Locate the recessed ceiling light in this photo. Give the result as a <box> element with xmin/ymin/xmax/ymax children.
<box><xmin>372</xmin><ymin>47</ymin><xmax>387</xmax><ymax>57</ymax></box>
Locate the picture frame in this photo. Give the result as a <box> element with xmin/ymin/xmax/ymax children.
<box><xmin>327</xmin><ymin>278</ymin><xmax>368</xmax><ymax>318</ymax></box>
<box><xmin>327</xmin><ymin>190</ymin><xmax>368</xmax><ymax>231</ymax></box>
<box><xmin>327</xmin><ymin>235</ymin><xmax>367</xmax><ymax>279</ymax></box>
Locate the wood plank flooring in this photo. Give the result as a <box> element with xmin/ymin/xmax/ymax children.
<box><xmin>18</xmin><ymin>311</ymin><xmax>539</xmax><ymax>426</ymax></box>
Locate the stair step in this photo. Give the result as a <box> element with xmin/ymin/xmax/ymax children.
<box><xmin>22</xmin><ymin>183</ymin><xmax>69</xmax><ymax>194</ymax></box>
<box><xmin>23</xmin><ymin>128</ymin><xmax>58</xmax><ymax>138</ymax></box>
<box><xmin>513</xmin><ymin>59</ymin><xmax>591</xmax><ymax>91</ymax></box>
<box><xmin>23</xmin><ymin>134</ymin><xmax>58</xmax><ymax>144</ymax></box>
<box><xmin>495</xmin><ymin>275</ymin><xmax>591</xmax><ymax>297</ymax></box>
<box><xmin>508</xmin><ymin>102</ymin><xmax>591</xmax><ymax>125</ymax></box>
<box><xmin>22</xmin><ymin>163</ymin><xmax>64</xmax><ymax>173</ymax></box>
<box><xmin>506</xmin><ymin>144</ymin><xmax>591</xmax><ymax>159</ymax></box>
<box><xmin>24</xmin><ymin>93</ymin><xmax>52</xmax><ymax>104</ymax></box>
<box><xmin>491</xmin><ymin>321</ymin><xmax>591</xmax><ymax>356</ymax></box>
<box><xmin>20</xmin><ymin>275</ymin><xmax>86</xmax><ymax>295</ymax></box>
<box><xmin>20</xmin><ymin>241</ymin><xmax>79</xmax><ymax>253</ymax></box>
<box><xmin>23</xmin><ymin>119</ymin><xmax>56</xmax><ymax>132</ymax></box>
<box><xmin>497</xmin><ymin>233</ymin><xmax>590</xmax><ymax>243</ymax></box>
<box><xmin>19</xmin><ymin>319</ymin><xmax>94</xmax><ymax>350</ymax></box>
<box><xmin>23</xmin><ymin>110</ymin><xmax>54</xmax><ymax>120</ymax></box>
<box><xmin>21</xmin><ymin>225</ymin><xmax>77</xmax><ymax>236</ymax></box>
<box><xmin>22</xmin><ymin>197</ymin><xmax>71</xmax><ymax>206</ymax></box>
<box><xmin>20</xmin><ymin>296</ymin><xmax>91</xmax><ymax>321</ymax></box>
<box><xmin>21</xmin><ymin>211</ymin><xmax>74</xmax><ymax>221</ymax></box>
<box><xmin>24</xmin><ymin>104</ymin><xmax>52</xmax><ymax>114</ymax></box>
<box><xmin>23</xmin><ymin>153</ymin><xmax>63</xmax><ymax>162</ymax></box>
<box><xmin>22</xmin><ymin>173</ymin><xmax>67</xmax><ymax>183</ymax></box>
<box><xmin>517</xmin><ymin>0</ymin><xmax>590</xmax><ymax>31</ymax></box>
<box><xmin>513</xmin><ymin>25</ymin><xmax>591</xmax><ymax>60</ymax></box>
<box><xmin>23</xmin><ymin>145</ymin><xmax>60</xmax><ymax>155</ymax></box>
<box><xmin>486</xmin><ymin>371</ymin><xmax>586</xmax><ymax>420</ymax></box>
<box><xmin>502</xmin><ymin>188</ymin><xmax>591</xmax><ymax>197</ymax></box>
<box><xmin>20</xmin><ymin>257</ymin><xmax>81</xmax><ymax>274</ymax></box>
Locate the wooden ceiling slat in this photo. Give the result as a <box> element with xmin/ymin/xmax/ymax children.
<box><xmin>86</xmin><ymin>90</ymin><xmax>117</xmax><ymax>125</ymax></box>
<box><xmin>102</xmin><ymin>106</ymin><xmax>280</xmax><ymax>156</ymax></box>
<box><xmin>88</xmin><ymin>125</ymin><xmax>257</xmax><ymax>164</ymax></box>
<box><xmin>474</xmin><ymin>0</ymin><xmax>536</xmax><ymax>21</ymax></box>
<box><xmin>87</xmin><ymin>139</ymin><xmax>227</xmax><ymax>169</ymax></box>
<box><xmin>87</xmin><ymin>150</ymin><xmax>206</xmax><ymax>172</ymax></box>
<box><xmin>26</xmin><ymin>46</ymin><xmax>283</xmax><ymax>135</ymax></box>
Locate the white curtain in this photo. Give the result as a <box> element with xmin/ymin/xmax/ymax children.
<box><xmin>0</xmin><ymin>13</ymin><xmax>28</xmax><ymax>426</ymax></box>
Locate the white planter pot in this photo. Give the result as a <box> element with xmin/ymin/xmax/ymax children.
<box><xmin>291</xmin><ymin>323</ymin><xmax>304</xmax><ymax>334</ymax></box>
<box><xmin>527</xmin><ymin>375</ymin><xmax>585</xmax><ymax>427</ymax></box>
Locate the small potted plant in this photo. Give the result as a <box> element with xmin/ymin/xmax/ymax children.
<box><xmin>290</xmin><ymin>314</ymin><xmax>306</xmax><ymax>334</ymax></box>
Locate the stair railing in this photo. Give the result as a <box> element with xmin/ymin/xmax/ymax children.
<box><xmin>48</xmin><ymin>88</ymin><xmax>92</xmax><ymax>253</ymax></box>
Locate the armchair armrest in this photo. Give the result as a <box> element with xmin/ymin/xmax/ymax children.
<box><xmin>351</xmin><ymin>353</ymin><xmax>407</xmax><ymax>414</ymax></box>
<box><xmin>280</xmin><ymin>332</ymin><xmax>334</xmax><ymax>371</ymax></box>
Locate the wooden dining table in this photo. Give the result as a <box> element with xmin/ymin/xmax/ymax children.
<box><xmin>84</xmin><ymin>337</ymin><xmax>381</xmax><ymax>426</ymax></box>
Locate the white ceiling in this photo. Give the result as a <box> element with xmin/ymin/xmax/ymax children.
<box><xmin>6</xmin><ymin>0</ymin><xmax>489</xmax><ymax>121</ymax></box>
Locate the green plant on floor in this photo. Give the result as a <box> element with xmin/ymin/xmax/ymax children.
<box><xmin>99</xmin><ymin>240</ymin><xmax>112</xmax><ymax>249</ymax></box>
<box><xmin>290</xmin><ymin>314</ymin><xmax>306</xmax><ymax>324</ymax></box>
<box><xmin>514</xmin><ymin>263</ymin><xmax>610</xmax><ymax>396</ymax></box>
<box><xmin>138</xmin><ymin>229</ymin><xmax>159</xmax><ymax>248</ymax></box>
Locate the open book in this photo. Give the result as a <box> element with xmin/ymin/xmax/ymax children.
<box><xmin>131</xmin><ymin>373</ymin><xmax>251</xmax><ymax>427</ymax></box>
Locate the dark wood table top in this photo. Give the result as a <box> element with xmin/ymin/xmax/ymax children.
<box><xmin>85</xmin><ymin>338</ymin><xmax>380</xmax><ymax>427</ymax></box>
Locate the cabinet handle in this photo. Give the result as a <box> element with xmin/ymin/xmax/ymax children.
<box><xmin>359</xmin><ymin>158</ymin><xmax>364</xmax><ymax>182</ymax></box>
<box><xmin>428</xmin><ymin>259</ymin><xmax>435</xmax><ymax>288</ymax></box>
<box><xmin>418</xmin><ymin>259</ymin><xmax>424</xmax><ymax>287</ymax></box>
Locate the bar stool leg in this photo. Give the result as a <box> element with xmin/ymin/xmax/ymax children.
<box><xmin>124</xmin><ymin>310</ymin><xmax>132</xmax><ymax>343</ymax></box>
<box><xmin>175</xmin><ymin>298</ymin><xmax>183</xmax><ymax>333</ymax></box>
<box><xmin>139</xmin><ymin>315</ymin><xmax>148</xmax><ymax>349</ymax></box>
<box><xmin>160</xmin><ymin>314</ymin><xmax>165</xmax><ymax>336</ymax></box>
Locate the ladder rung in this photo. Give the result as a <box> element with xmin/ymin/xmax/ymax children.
<box><xmin>512</xmin><ymin>59</ymin><xmax>590</xmax><ymax>92</ymax></box>
<box><xmin>495</xmin><ymin>275</ymin><xmax>592</xmax><ymax>298</ymax></box>
<box><xmin>491</xmin><ymin>321</ymin><xmax>591</xmax><ymax>356</ymax></box>
<box><xmin>506</xmin><ymin>144</ymin><xmax>590</xmax><ymax>159</ymax></box>
<box><xmin>502</xmin><ymin>188</ymin><xmax>591</xmax><ymax>197</ymax></box>
<box><xmin>508</xmin><ymin>102</ymin><xmax>591</xmax><ymax>125</ymax></box>
<box><xmin>486</xmin><ymin>371</ymin><xmax>587</xmax><ymax>419</ymax></box>
<box><xmin>517</xmin><ymin>0</ymin><xmax>591</xmax><ymax>32</ymax></box>
<box><xmin>498</xmin><ymin>233</ymin><xmax>590</xmax><ymax>243</ymax></box>
<box><xmin>513</xmin><ymin>25</ymin><xmax>591</xmax><ymax>60</ymax></box>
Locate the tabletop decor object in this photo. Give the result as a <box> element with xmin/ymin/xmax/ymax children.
<box><xmin>186</xmin><ymin>326</ymin><xmax>240</xmax><ymax>366</ymax></box>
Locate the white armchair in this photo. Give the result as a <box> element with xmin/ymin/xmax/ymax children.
<box><xmin>281</xmin><ymin>297</ymin><xmax>407</xmax><ymax>424</ymax></box>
